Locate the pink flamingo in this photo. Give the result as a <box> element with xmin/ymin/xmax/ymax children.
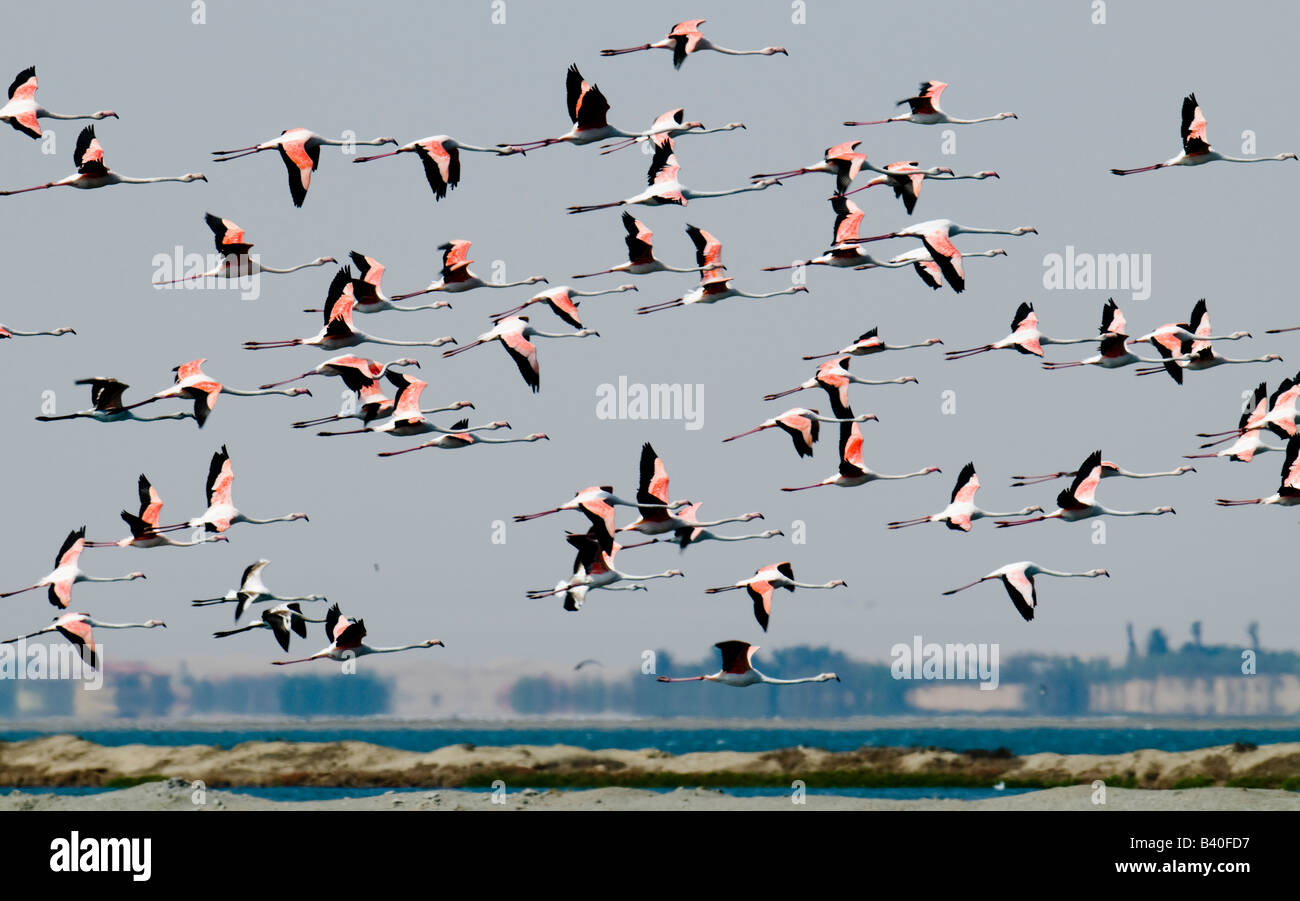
<box><xmin>764</xmin><ymin>356</ymin><xmax>916</xmax><ymax>419</ymax></box>
<box><xmin>600</xmin><ymin>108</ymin><xmax>745</xmax><ymax>153</ymax></box>
<box><xmin>946</xmin><ymin>303</ymin><xmax>1094</xmax><ymax>360</ymax></box>
<box><xmin>2</xmin><ymin>613</ymin><xmax>164</xmax><ymax>669</ymax></box>
<box><xmin>657</xmin><ymin>641</ymin><xmax>839</xmax><ymax>686</ymax></box>
<box><xmin>316</xmin><ymin>371</ymin><xmax>508</xmax><ymax>439</ymax></box>
<box><xmin>1011</xmin><ymin>458</ymin><xmax>1195</xmax><ymax>488</ymax></box>
<box><xmin>723</xmin><ymin>408</ymin><xmax>877</xmax><ymax>458</ymax></box>
<box><xmin>783</xmin><ymin>421</ymin><xmax>940</xmax><ymax>491</ymax></box>
<box><xmin>1</xmin><ymin>125</ymin><xmax>205</xmax><ymax>195</ymax></box>
<box><xmin>258</xmin><ymin>355</ymin><xmax>420</xmax><ymax>391</ymax></box>
<box><xmin>803</xmin><ymin>327</ymin><xmax>942</xmax><ymax>361</ymax></box>
<box><xmin>191</xmin><ymin>559</ymin><xmax>326</xmax><ymax>621</ymax></box>
<box><xmin>153</xmin><ymin>213</ymin><xmax>335</xmax><ymax>285</ymax></box>
<box><xmin>491</xmin><ymin>284</ymin><xmax>637</xmax><ymax>329</ymax></box>
<box><xmin>243</xmin><ymin>269</ymin><xmax>456</xmax><ymax>352</ymax></box>
<box><xmin>845</xmin><ymin>81</ymin><xmax>1017</xmax><ymax>126</ymax></box>
<box><xmin>153</xmin><ymin>446</ymin><xmax>308</xmax><ymax>534</ymax></box>
<box><xmin>1112</xmin><ymin>94</ymin><xmax>1296</xmax><ymax>175</ymax></box>
<box><xmin>942</xmin><ymin>563</ymin><xmax>1108</xmax><ymax>622</ymax></box>
<box><xmin>514</xmin><ymin>486</ymin><xmax>687</xmax><ymax>537</ymax></box>
<box><xmin>35</xmin><ymin>378</ymin><xmax>193</xmax><ymax>424</ymax></box>
<box><xmin>211</xmin><ymin>128</ymin><xmax>396</xmax><ymax>206</ymax></box>
<box><xmin>376</xmin><ymin>427</ymin><xmax>549</xmax><ymax>457</ymax></box>
<box><xmin>618</xmin><ymin>443</ymin><xmax>762</xmax><ymax>537</ymax></box>
<box><xmin>0</xmin><ymin>528</ymin><xmax>145</xmax><ymax>608</ymax></box>
<box><xmin>302</xmin><ymin>253</ymin><xmax>451</xmax><ymax>314</ymax></box>
<box><xmin>0</xmin><ymin>66</ymin><xmax>116</xmax><ymax>139</ymax></box>
<box><xmin>601</xmin><ymin>20</ymin><xmax>787</xmax><ymax>68</ymax></box>
<box><xmin>888</xmin><ymin>463</ymin><xmax>1043</xmax><ymax>531</ymax></box>
<box><xmin>705</xmin><ymin>562</ymin><xmax>846</xmax><ymax>632</ymax></box>
<box><xmin>213</xmin><ymin>603</ymin><xmax>326</xmax><ymax>652</ymax></box>
<box><xmin>568</xmin><ymin>139</ymin><xmax>780</xmax><ymax>213</ymax></box>
<box><xmin>442</xmin><ymin>315</ymin><xmax>597</xmax><ymax>393</ymax></box>
<box><xmin>573</xmin><ymin>213</ymin><xmax>707</xmax><ymax>278</ymax></box>
<box><xmin>1187</xmin><ymin>383</ymin><xmax>1286</xmax><ymax>463</ymax></box>
<box><xmin>526</xmin><ymin>531</ymin><xmax>682</xmax><ymax>608</ymax></box>
<box><xmin>1216</xmin><ymin>436</ymin><xmax>1300</xmax><ymax>508</ymax></box>
<box><xmin>636</xmin><ymin>225</ymin><xmax>807</xmax><ymax>313</ymax></box>
<box><xmin>390</xmin><ymin>239</ymin><xmax>547</xmax><ymax>300</ymax></box>
<box><xmin>996</xmin><ymin>451</ymin><xmax>1175</xmax><ymax>527</ymax></box>
<box><xmin>272</xmin><ymin>604</ymin><xmax>443</xmax><ymax>665</ymax></box>
<box><xmin>352</xmin><ymin>135</ymin><xmax>506</xmax><ymax>199</ymax></box>
<box><xmin>85</xmin><ymin>475</ymin><xmax>228</xmax><ymax>549</ymax></box>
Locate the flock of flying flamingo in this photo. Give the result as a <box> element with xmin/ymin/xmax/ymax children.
<box><xmin>1</xmin><ymin>16</ymin><xmax>1297</xmax><ymax>689</ymax></box>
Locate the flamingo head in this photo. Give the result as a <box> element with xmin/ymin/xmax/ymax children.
<box><xmin>424</xmin><ymin>639</ymin><xmax>445</xmax><ymax>648</ymax></box>
<box><xmin>289</xmin><ymin>513</ymin><xmax>310</xmax><ymax>522</ymax></box>
<box><xmin>289</xmin><ymin>387</ymin><xmax>312</xmax><ymax>396</ymax></box>
<box><xmin>902</xmin><ymin>376</ymin><xmax>920</xmax><ymax>384</ymax></box>
<box><xmin>753</xmin><ymin>178</ymin><xmax>783</xmax><ymax>188</ymax></box>
<box><xmin>979</xmin><ymin>170</ymin><xmax>1000</xmax><ymax>178</ymax></box>
<box><xmin>1012</xmin><ymin>226</ymin><xmax>1037</xmax><ymax>235</ymax></box>
<box><xmin>830</xmin><ymin>579</ymin><xmax>848</xmax><ymax>588</ymax></box>
<box><xmin>1178</xmin><ymin>465</ymin><xmax>1197</xmax><ymax>474</ymax></box>
<box><xmin>1282</xmin><ymin>153</ymin><xmax>1298</xmax><ymax>160</ymax></box>
<box><xmin>1156</xmin><ymin>507</ymin><xmax>1176</xmax><ymax>515</ymax></box>
<box><xmin>144</xmin><ymin>620</ymin><xmax>167</xmax><ymax>628</ymax></box>
<box><xmin>52</xmin><ymin>327</ymin><xmax>77</xmax><ymax>335</ymax></box>
<box><xmin>741</xmin><ymin>512</ymin><xmax>764</xmax><ymax>522</ymax></box>
<box><xmin>765</xmin><ymin>47</ymin><xmax>789</xmax><ymax>56</ymax></box>
<box><xmin>488</xmin><ymin>420</ymin><xmax>512</xmax><ymax>429</ymax></box>
<box><xmin>180</xmin><ymin>174</ymin><xmax>208</xmax><ymax>183</ymax></box>
<box><xmin>576</xmin><ymin>329</ymin><xmax>600</xmax><ymax>338</ymax></box>
<box><xmin>94</xmin><ymin>111</ymin><xmax>119</xmax><ymax>120</ymax></box>
<box><xmin>820</xmin><ymin>673</ymin><xmax>842</xmax><ymax>682</ymax></box>
<box><xmin>925</xmin><ymin>338</ymin><xmax>944</xmax><ymax>346</ymax></box>
<box><xmin>526</xmin><ymin>434</ymin><xmax>550</xmax><ymax>441</ymax></box>
<box><xmin>129</xmin><ymin>572</ymin><xmax>147</xmax><ymax>581</ymax></box>
<box><xmin>925</xmin><ymin>466</ymin><xmax>942</xmax><ymax>474</ymax></box>
<box><xmin>1266</xmin><ymin>354</ymin><xmax>1284</xmax><ymax>362</ymax></box>
<box><xmin>791</xmin><ymin>286</ymin><xmax>810</xmax><ymax>294</ymax></box>
<box><xmin>998</xmin><ymin>113</ymin><xmax>1018</xmax><ymax>120</ymax></box>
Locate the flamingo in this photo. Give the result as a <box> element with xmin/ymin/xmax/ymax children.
<box><xmin>292</xmin><ymin>366</ymin><xmax>471</xmax><ymax>428</ymax></box>
<box><xmin>390</xmin><ymin>239</ymin><xmax>547</xmax><ymax>300</ymax></box>
<box><xmin>84</xmin><ymin>475</ymin><xmax>229</xmax><ymax>549</ymax></box>
<box><xmin>888</xmin><ymin>463</ymin><xmax>1043</xmax><ymax>531</ymax></box>
<box><xmin>441</xmin><ymin>315</ymin><xmax>597</xmax><ymax>393</ymax></box>
<box><xmin>490</xmin><ymin>284</ymin><xmax>637</xmax><ymax>329</ymax></box>
<box><xmin>722</xmin><ymin>408</ymin><xmax>877</xmax><ymax>458</ymax></box>
<box><xmin>526</xmin><ymin>531</ymin><xmax>683</xmax><ymax>605</ymax></box>
<box><xmin>0</xmin><ymin>528</ymin><xmax>145</xmax><ymax>608</ymax></box>
<box><xmin>845</xmin><ymin>81</ymin><xmax>1017</xmax><ymax>126</ymax></box>
<box><xmin>751</xmin><ymin>141</ymin><xmax>883</xmax><ymax>196</ymax></box>
<box><xmin>258</xmin><ymin>355</ymin><xmax>420</xmax><ymax>391</ymax></box>
<box><xmin>802</xmin><ymin>327</ymin><xmax>942</xmax><ymax>361</ymax></box>
<box><xmin>243</xmin><ymin>268</ymin><xmax>456</xmax><ymax>352</ymax></box>
<box><xmin>498</xmin><ymin>65</ymin><xmax>679</xmax><ymax>155</ymax></box>
<box><xmin>617</xmin><ymin>443</ymin><xmax>761</xmax><ymax>537</ymax></box>
<box><xmin>192</xmin><ymin>559</ymin><xmax>326</xmax><ymax>621</ymax></box>
<box><xmin>1196</xmin><ymin>375</ymin><xmax>1300</xmax><ymax>446</ymax></box>
<box><xmin>573</xmin><ymin>212</ymin><xmax>707</xmax><ymax>278</ymax></box>
<box><xmin>0</xmin><ymin>67</ymin><xmax>116</xmax><ymax>139</ymax></box>
<box><xmin>1111</xmin><ymin>93</ymin><xmax>1296</xmax><ymax>175</ymax></box>
<box><xmin>271</xmin><ymin>603</ymin><xmax>443</xmax><ymax>665</ymax></box>
<box><xmin>2</xmin><ymin>613</ymin><xmax>164</xmax><ymax>669</ymax></box>
<box><xmin>213</xmin><ymin>603</ymin><xmax>326</xmax><ymax>652</ymax></box>
<box><xmin>995</xmin><ymin>450</ymin><xmax>1176</xmax><ymax>527</ymax></box>
<box><xmin>657</xmin><ymin>641</ymin><xmax>839</xmax><ymax>686</ymax></box>
<box><xmin>1216</xmin><ymin>435</ymin><xmax>1300</xmax><ymax>508</ymax></box>
<box><xmin>34</xmin><ymin>378</ymin><xmax>194</xmax><ymax>424</ymax></box>
<box><xmin>1134</xmin><ymin>300</ymin><xmax>1252</xmax><ymax>356</ymax></box>
<box><xmin>599</xmin><ymin>108</ymin><xmax>745</xmax><ymax>153</ymax></box>
<box><xmin>352</xmin><ymin>135</ymin><xmax>506</xmax><ymax>199</ymax></box>
<box><xmin>141</xmin><ymin>358</ymin><xmax>311</xmax><ymax>427</ymax></box>
<box><xmin>514</xmin><ymin>486</ymin><xmax>687</xmax><ymax>537</ymax></box>
<box><xmin>942</xmin><ymin>563</ymin><xmax>1109</xmax><ymax>622</ymax></box>
<box><xmin>157</xmin><ymin>446</ymin><xmax>309</xmax><ymax>534</ymax></box>
<box><xmin>1042</xmin><ymin>333</ymin><xmax>1181</xmax><ymax>372</ymax></box>
<box><xmin>764</xmin><ymin>357</ymin><xmax>916</xmax><ymax>419</ymax></box>
<box><xmin>704</xmin><ymin>562</ymin><xmax>846</xmax><ymax>632</ymax></box>
<box><xmin>0</xmin><ymin>322</ymin><xmax>74</xmax><ymax>340</ymax></box>
<box><xmin>1187</xmin><ymin>383</ymin><xmax>1286</xmax><ymax>463</ymax></box>
<box><xmin>300</xmin><ymin>253</ymin><xmax>452</xmax><ymax>314</ymax></box>
<box><xmin>316</xmin><ymin>372</ymin><xmax>508</xmax><ymax>439</ymax></box>
<box><xmin>636</xmin><ymin>225</ymin><xmax>807</xmax><ymax>313</ymax></box>
<box><xmin>567</xmin><ymin>139</ymin><xmax>781</xmax><ymax>213</ymax></box>
<box><xmin>1137</xmin><ymin>345</ymin><xmax>1282</xmax><ymax>383</ymax></box>
<box><xmin>652</xmin><ymin>503</ymin><xmax>785</xmax><ymax>550</ymax></box>
<box><xmin>841</xmin><ymin>164</ymin><xmax>999</xmax><ymax>214</ymax></box>
<box><xmin>601</xmin><ymin>20</ymin><xmax>787</xmax><ymax>68</ymax></box>
<box><xmin>1011</xmin><ymin>458</ymin><xmax>1196</xmax><ymax>487</ymax></box>
<box><xmin>855</xmin><ymin>246</ymin><xmax>1008</xmax><ymax>291</ymax></box>
<box><xmin>376</xmin><ymin>427</ymin><xmax>549</xmax><ymax>457</ymax></box>
<box><xmin>1098</xmin><ymin>298</ymin><xmax>1128</xmax><ymax>337</ymax></box>
<box><xmin>153</xmin><ymin>213</ymin><xmax>335</xmax><ymax>285</ymax></box>
<box><xmin>211</xmin><ymin>128</ymin><xmax>396</xmax><ymax>206</ymax></box>
<box><xmin>761</xmin><ymin>197</ymin><xmax>912</xmax><ymax>272</ymax></box>
<box><xmin>782</xmin><ymin>421</ymin><xmax>940</xmax><ymax>491</ymax></box>
<box><xmin>848</xmin><ymin>220</ymin><xmax>1035</xmax><ymax>293</ymax></box>
<box><xmin>945</xmin><ymin>303</ymin><xmax>1094</xmax><ymax>360</ymax></box>
<box><xmin>0</xmin><ymin>125</ymin><xmax>205</xmax><ymax>195</ymax></box>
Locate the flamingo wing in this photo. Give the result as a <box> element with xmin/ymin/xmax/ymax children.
<box><xmin>415</xmin><ymin>141</ymin><xmax>458</xmax><ymax>199</ymax></box>
<box><xmin>500</xmin><ymin>328</ymin><xmax>541</xmax><ymax>393</ymax></box>
<box><xmin>951</xmin><ymin>462</ymin><xmax>979</xmax><ymax>504</ymax></box>
<box><xmin>902</xmin><ymin>81</ymin><xmax>946</xmax><ymax>115</ymax></box>
<box><xmin>714</xmin><ymin>639</ymin><xmax>755</xmax><ymax>675</ymax></box>
<box><xmin>567</xmin><ymin>65</ymin><xmax>610</xmax><ymax>130</ymax></box>
<box><xmin>55</xmin><ymin>527</ymin><xmax>86</xmax><ymax>570</ymax></box>
<box><xmin>638</xmin><ymin>441</ymin><xmax>671</xmax><ymax>505</ymax></box>
<box><xmin>1181</xmin><ymin>94</ymin><xmax>1211</xmax><ymax>155</ymax></box>
<box><xmin>278</xmin><ymin>138</ymin><xmax>318</xmax><ymax>208</ymax></box>
<box><xmin>623</xmin><ymin>212</ymin><xmax>655</xmax><ymax>264</ymax></box>
<box><xmin>73</xmin><ymin>125</ymin><xmax>108</xmax><ymax>176</ymax></box>
<box><xmin>206</xmin><ymin>445</ymin><xmax>234</xmax><ymax>509</ymax></box>
<box><xmin>830</xmin><ymin>195</ymin><xmax>864</xmax><ymax>244</ymax></box>
<box><xmin>204</xmin><ymin>213</ymin><xmax>253</xmax><ymax>256</ymax></box>
<box><xmin>1066</xmin><ymin>450</ymin><xmax>1104</xmax><ymax>505</ymax></box>
<box><xmin>921</xmin><ymin>231</ymin><xmax>964</xmax><ymax>293</ymax></box>
<box><xmin>56</xmin><ymin>618</ymin><xmax>97</xmax><ymax>668</ymax></box>
<box><xmin>838</xmin><ymin>421</ymin><xmax>866</xmax><ymax>477</ymax></box>
<box><xmin>1003</xmin><ymin>570</ymin><xmax>1037</xmax><ymax>621</ymax></box>
<box><xmin>746</xmin><ymin>581</ymin><xmax>776</xmax><ymax>631</ymax></box>
<box><xmin>137</xmin><ymin>474</ymin><xmax>164</xmax><ymax>526</ymax></box>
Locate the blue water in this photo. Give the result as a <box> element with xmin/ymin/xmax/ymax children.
<box><xmin>2</xmin><ymin>724</ymin><xmax>1294</xmax><ymax>756</ymax></box>
<box><xmin>5</xmin><ymin>784</ymin><xmax>1033</xmax><ymax>802</ymax></box>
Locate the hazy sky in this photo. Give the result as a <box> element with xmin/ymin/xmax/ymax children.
<box><xmin>2</xmin><ymin>0</ymin><xmax>1298</xmax><ymax>679</ymax></box>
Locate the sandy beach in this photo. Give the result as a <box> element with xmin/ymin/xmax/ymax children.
<box><xmin>1</xmin><ymin>735</ymin><xmax>1297</xmax><ymax>806</ymax></box>
<box><xmin>2</xmin><ymin>779</ymin><xmax>1296</xmax><ymax>811</ymax></box>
